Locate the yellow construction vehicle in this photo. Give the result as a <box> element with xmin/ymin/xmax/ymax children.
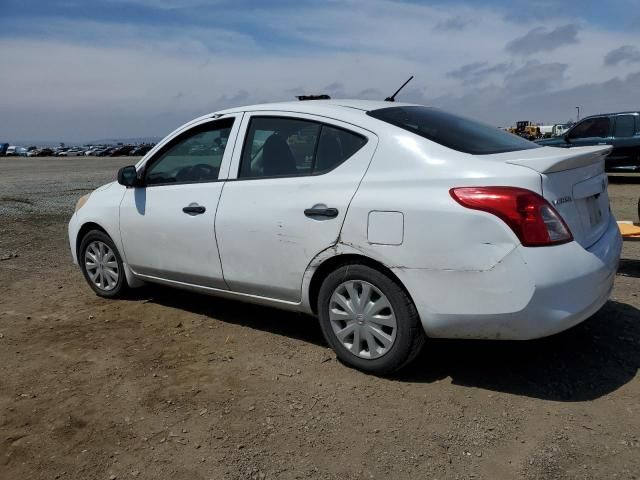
<box><xmin>508</xmin><ymin>121</ymin><xmax>541</xmax><ymax>141</ymax></box>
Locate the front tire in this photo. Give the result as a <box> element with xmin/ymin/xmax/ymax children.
<box><xmin>79</xmin><ymin>230</ymin><xmax>128</xmax><ymax>298</ymax></box>
<box><xmin>317</xmin><ymin>263</ymin><xmax>424</xmax><ymax>375</ymax></box>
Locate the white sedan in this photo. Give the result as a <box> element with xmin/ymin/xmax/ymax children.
<box><xmin>68</xmin><ymin>99</ymin><xmax>622</xmax><ymax>374</ymax></box>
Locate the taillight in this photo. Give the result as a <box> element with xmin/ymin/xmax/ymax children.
<box><xmin>449</xmin><ymin>186</ymin><xmax>573</xmax><ymax>247</ymax></box>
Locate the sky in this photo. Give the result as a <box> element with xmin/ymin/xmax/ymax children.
<box><xmin>1</xmin><ymin>0</ymin><xmax>639</xmax><ymax>143</ymax></box>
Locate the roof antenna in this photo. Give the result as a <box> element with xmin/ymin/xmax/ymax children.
<box><xmin>385</xmin><ymin>75</ymin><xmax>414</xmax><ymax>102</ymax></box>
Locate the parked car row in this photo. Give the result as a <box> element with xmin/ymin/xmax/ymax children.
<box><xmin>90</xmin><ymin>144</ymin><xmax>154</xmax><ymax>157</ymax></box>
<box><xmin>0</xmin><ymin>143</ymin><xmax>155</xmax><ymax>157</ymax></box>
<box><xmin>0</xmin><ymin>144</ymin><xmax>59</xmax><ymax>157</ymax></box>
<box><xmin>27</xmin><ymin>148</ymin><xmax>54</xmax><ymax>157</ymax></box>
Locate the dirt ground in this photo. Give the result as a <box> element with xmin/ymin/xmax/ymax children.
<box><xmin>1</xmin><ymin>157</ymin><xmax>639</xmax><ymax>480</ymax></box>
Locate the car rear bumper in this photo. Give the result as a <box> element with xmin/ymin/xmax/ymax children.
<box><xmin>396</xmin><ymin>215</ymin><xmax>622</xmax><ymax>340</ymax></box>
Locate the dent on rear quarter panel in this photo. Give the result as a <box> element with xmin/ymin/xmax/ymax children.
<box><xmin>303</xmin><ymin>116</ymin><xmax>541</xmax><ymax>314</ymax></box>
<box><xmin>391</xmin><ymin>245</ymin><xmax>540</xmax><ymax>339</ymax></box>
<box><xmin>335</xmin><ymin>129</ymin><xmax>541</xmax><ymax>273</ymax></box>
<box><xmin>317</xmin><ymin>127</ymin><xmax>544</xmax><ymax>326</ymax></box>
<box><xmin>339</xmin><ymin>184</ymin><xmax>521</xmax><ymax>272</ymax></box>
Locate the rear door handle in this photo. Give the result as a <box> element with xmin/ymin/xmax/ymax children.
<box><xmin>182</xmin><ymin>204</ymin><xmax>206</xmax><ymax>215</ymax></box>
<box><xmin>304</xmin><ymin>207</ymin><xmax>339</xmax><ymax>218</ymax></box>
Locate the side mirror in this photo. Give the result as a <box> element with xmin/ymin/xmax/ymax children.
<box><xmin>117</xmin><ymin>165</ymin><xmax>140</xmax><ymax>187</ymax></box>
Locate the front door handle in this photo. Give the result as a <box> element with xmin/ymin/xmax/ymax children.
<box><xmin>304</xmin><ymin>206</ymin><xmax>339</xmax><ymax>218</ymax></box>
<box><xmin>182</xmin><ymin>204</ymin><xmax>206</xmax><ymax>215</ymax></box>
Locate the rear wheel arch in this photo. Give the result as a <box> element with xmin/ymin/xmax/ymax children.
<box><xmin>307</xmin><ymin>253</ymin><xmax>416</xmax><ymax>316</ymax></box>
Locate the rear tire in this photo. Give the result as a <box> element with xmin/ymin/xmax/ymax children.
<box><xmin>317</xmin><ymin>263</ymin><xmax>425</xmax><ymax>375</ymax></box>
<box><xmin>79</xmin><ymin>230</ymin><xmax>128</xmax><ymax>298</ymax></box>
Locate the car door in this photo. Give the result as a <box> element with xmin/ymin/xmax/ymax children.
<box><xmin>119</xmin><ymin>115</ymin><xmax>242</xmax><ymax>288</ymax></box>
<box><xmin>566</xmin><ymin>116</ymin><xmax>613</xmax><ymax>148</ymax></box>
<box><xmin>608</xmin><ymin>114</ymin><xmax>640</xmax><ymax>170</ymax></box>
<box><xmin>215</xmin><ymin>112</ymin><xmax>377</xmax><ymax>302</ymax></box>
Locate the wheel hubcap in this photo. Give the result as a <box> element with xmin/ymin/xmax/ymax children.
<box><xmin>329</xmin><ymin>280</ymin><xmax>397</xmax><ymax>359</ymax></box>
<box><xmin>84</xmin><ymin>241</ymin><xmax>119</xmax><ymax>291</ymax></box>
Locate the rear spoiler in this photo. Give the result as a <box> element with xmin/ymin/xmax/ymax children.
<box><xmin>505</xmin><ymin>145</ymin><xmax>611</xmax><ymax>174</ymax></box>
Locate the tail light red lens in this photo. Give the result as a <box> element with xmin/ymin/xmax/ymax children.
<box><xmin>449</xmin><ymin>186</ymin><xmax>573</xmax><ymax>247</ymax></box>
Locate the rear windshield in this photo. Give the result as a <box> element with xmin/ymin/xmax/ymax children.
<box><xmin>367</xmin><ymin>106</ymin><xmax>540</xmax><ymax>155</ymax></box>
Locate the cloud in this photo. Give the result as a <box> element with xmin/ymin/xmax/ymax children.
<box><xmin>433</xmin><ymin>15</ymin><xmax>470</xmax><ymax>31</ymax></box>
<box><xmin>446</xmin><ymin>62</ymin><xmax>510</xmax><ymax>85</ymax></box>
<box><xmin>324</xmin><ymin>82</ymin><xmax>345</xmax><ymax>95</ymax></box>
<box><xmin>214</xmin><ymin>90</ymin><xmax>250</xmax><ymax>109</ymax></box>
<box><xmin>428</xmin><ymin>70</ymin><xmax>640</xmax><ymax>126</ymax></box>
<box><xmin>506</xmin><ymin>24</ymin><xmax>579</xmax><ymax>55</ymax></box>
<box><xmin>357</xmin><ymin>88</ymin><xmax>383</xmax><ymax>100</ymax></box>
<box><xmin>604</xmin><ymin>45</ymin><xmax>640</xmax><ymax>65</ymax></box>
<box><xmin>0</xmin><ymin>0</ymin><xmax>639</xmax><ymax>141</ymax></box>
<box><xmin>504</xmin><ymin>61</ymin><xmax>568</xmax><ymax>93</ymax></box>
<box><xmin>447</xmin><ymin>62</ymin><xmax>488</xmax><ymax>80</ymax></box>
<box><xmin>104</xmin><ymin>0</ymin><xmax>226</xmax><ymax>9</ymax></box>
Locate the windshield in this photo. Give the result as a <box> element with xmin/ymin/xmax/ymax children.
<box><xmin>367</xmin><ymin>106</ymin><xmax>540</xmax><ymax>155</ymax></box>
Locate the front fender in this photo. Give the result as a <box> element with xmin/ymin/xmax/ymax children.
<box><xmin>69</xmin><ymin>183</ymin><xmax>144</xmax><ymax>288</ymax></box>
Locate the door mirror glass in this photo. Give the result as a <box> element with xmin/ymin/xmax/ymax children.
<box><xmin>117</xmin><ymin>165</ymin><xmax>139</xmax><ymax>187</ymax></box>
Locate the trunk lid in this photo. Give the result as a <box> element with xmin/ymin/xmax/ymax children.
<box><xmin>488</xmin><ymin>146</ymin><xmax>612</xmax><ymax>248</ymax></box>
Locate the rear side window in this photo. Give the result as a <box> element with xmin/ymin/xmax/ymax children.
<box><xmin>315</xmin><ymin>125</ymin><xmax>367</xmax><ymax>173</ymax></box>
<box><xmin>239</xmin><ymin>117</ymin><xmax>367</xmax><ymax>179</ymax></box>
<box><xmin>367</xmin><ymin>106</ymin><xmax>539</xmax><ymax>155</ymax></box>
<box><xmin>614</xmin><ymin>115</ymin><xmax>636</xmax><ymax>137</ymax></box>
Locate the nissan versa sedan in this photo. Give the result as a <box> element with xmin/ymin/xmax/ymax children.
<box><xmin>69</xmin><ymin>99</ymin><xmax>622</xmax><ymax>374</ymax></box>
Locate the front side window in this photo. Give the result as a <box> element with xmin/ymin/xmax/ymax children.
<box><xmin>367</xmin><ymin>106</ymin><xmax>539</xmax><ymax>155</ymax></box>
<box><xmin>614</xmin><ymin>115</ymin><xmax>636</xmax><ymax>137</ymax></box>
<box><xmin>568</xmin><ymin>117</ymin><xmax>611</xmax><ymax>139</ymax></box>
<box><xmin>238</xmin><ymin>117</ymin><xmax>367</xmax><ymax>179</ymax></box>
<box><xmin>145</xmin><ymin>118</ymin><xmax>234</xmax><ymax>186</ymax></box>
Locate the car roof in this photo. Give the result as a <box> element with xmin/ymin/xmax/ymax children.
<box><xmin>582</xmin><ymin>110</ymin><xmax>640</xmax><ymax>119</ymax></box>
<box><xmin>213</xmin><ymin>99</ymin><xmax>421</xmax><ymax>116</ymax></box>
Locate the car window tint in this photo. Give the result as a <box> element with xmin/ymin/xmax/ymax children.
<box><xmin>239</xmin><ymin>117</ymin><xmax>367</xmax><ymax>179</ymax></box>
<box><xmin>145</xmin><ymin>118</ymin><xmax>233</xmax><ymax>186</ymax></box>
<box><xmin>367</xmin><ymin>106</ymin><xmax>539</xmax><ymax>155</ymax></box>
<box><xmin>614</xmin><ymin>115</ymin><xmax>636</xmax><ymax>137</ymax></box>
<box><xmin>569</xmin><ymin>117</ymin><xmax>611</xmax><ymax>139</ymax></box>
<box><xmin>315</xmin><ymin>126</ymin><xmax>367</xmax><ymax>173</ymax></box>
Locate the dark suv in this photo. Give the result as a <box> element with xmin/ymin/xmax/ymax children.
<box><xmin>536</xmin><ymin>111</ymin><xmax>640</xmax><ymax>172</ymax></box>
